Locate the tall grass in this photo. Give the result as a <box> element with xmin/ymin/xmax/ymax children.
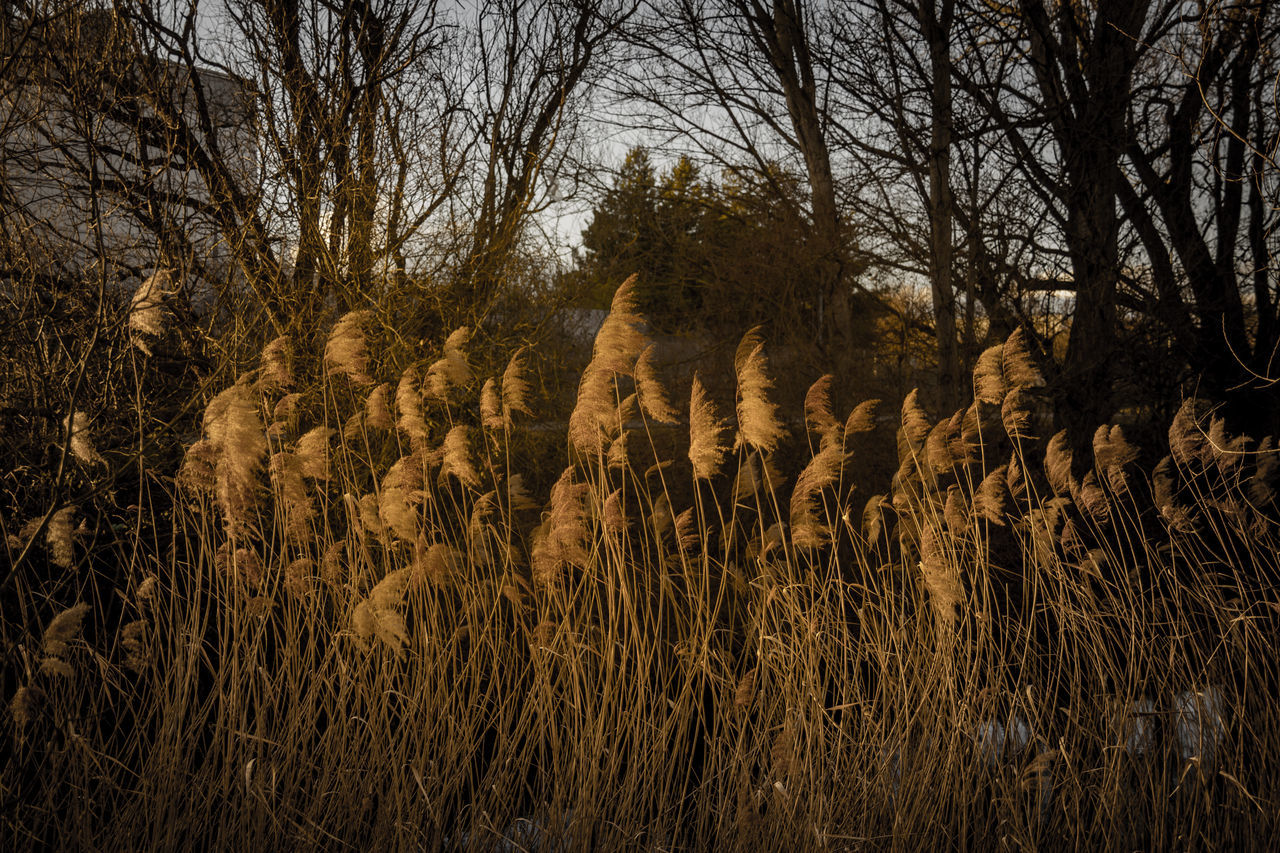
<box><xmin>6</xmin><ymin>279</ymin><xmax>1279</xmax><ymax>850</ymax></box>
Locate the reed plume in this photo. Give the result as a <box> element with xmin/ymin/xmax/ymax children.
<box><xmin>924</xmin><ymin>419</ymin><xmax>954</xmax><ymax>476</ymax></box>
<box><xmin>10</xmin><ymin>686</ymin><xmax>43</xmax><ymax>730</ymax></box>
<box><xmin>1170</xmin><ymin>398</ymin><xmax>1213</xmax><ymax>466</ymax></box>
<box><xmin>295</xmin><ymin>426</ymin><xmax>333</xmax><ymax>481</ymax></box>
<box><xmin>1045</xmin><ymin>430</ymin><xmax>1074</xmax><ymax>496</ymax></box>
<box><xmin>204</xmin><ymin>384</ymin><xmax>268</xmax><ymax>532</ymax></box>
<box><xmin>960</xmin><ymin>400</ymin><xmax>999</xmax><ymax>463</ymax></box>
<box><xmin>426</xmin><ymin>327</ymin><xmax>473</xmax><ymax>400</ymax></box>
<box><xmin>601</xmin><ymin>489</ymin><xmax>627</xmax><ymax>539</ymax></box>
<box><xmin>791</xmin><ymin>444</ymin><xmax>842</xmax><ymax>549</ymax></box>
<box><xmin>734</xmin><ymin>450</ymin><xmax>787</xmax><ymax>501</ymax></box>
<box><xmin>396</xmin><ymin>367</ymin><xmax>428</xmax><ymax>446</ymax></box>
<box><xmin>943</xmin><ymin>484</ymin><xmax>969</xmax><ymax>532</ymax></box>
<box><xmin>804</xmin><ymin>374</ymin><xmax>840</xmax><ymax>450</ymax></box>
<box><xmin>269</xmin><ymin>451</ymin><xmax>314</xmax><ymax>537</ymax></box>
<box><xmin>259</xmin><ymin>335</ymin><xmax>293</xmax><ymax>391</ymax></box>
<box><xmin>734</xmin><ymin>327</ymin><xmax>784</xmax><ymax>453</ymax></box>
<box><xmin>845</xmin><ymin>399</ymin><xmax>881</xmax><ymax>435</ymax></box>
<box><xmin>179</xmin><ymin>439</ymin><xmax>219</xmax><ymax>492</ymax></box>
<box><xmin>1077</xmin><ymin>471</ymin><xmax>1110</xmax><ymax>524</ymax></box>
<box><xmin>1001</xmin><ymin>387</ymin><xmax>1035</xmax><ymax>441</ymax></box>
<box><xmin>505</xmin><ymin>473</ymin><xmax>538</xmax><ymax>511</ymax></box>
<box><xmin>351</xmin><ymin>569</ymin><xmax>410</xmax><ymax>654</ymax></box>
<box><xmin>480</xmin><ymin>378</ymin><xmax>503</xmax><ymax>430</ymax></box>
<box><xmin>569</xmin><ymin>363</ymin><xmax>617</xmax><ymax>455</ymax></box>
<box><xmin>974</xmin><ymin>465</ymin><xmax>1010</xmax><ymax>525</ymax></box>
<box><xmin>413</xmin><ymin>540</ymin><xmax>461</xmax><ymax>587</ymax></box>
<box><xmin>283</xmin><ymin>558</ymin><xmax>314</xmax><ymax>596</ymax></box>
<box><xmin>607</xmin><ymin>430</ymin><xmax>630</xmax><ymax>470</ymax></box>
<box><xmin>1001</xmin><ymin>327</ymin><xmax>1044</xmax><ymax>389</ymax></box>
<box><xmin>268</xmin><ymin>392</ymin><xmax>303</xmax><ymax>438</ymax></box>
<box><xmin>349</xmin><ymin>492</ymin><xmax>387</xmax><ymax>541</ymax></box>
<box><xmin>674</xmin><ymin>506</ymin><xmax>699</xmax><ymax>553</ymax></box>
<box><xmin>501</xmin><ymin>347</ymin><xmax>533</xmax><ymax>424</ymax></box>
<box><xmin>1093</xmin><ymin>424</ymin><xmax>1137</xmax><ymax>493</ymax></box>
<box><xmin>47</xmin><ymin>506</ymin><xmax>76</xmax><ymax>569</ymax></box>
<box><xmin>863</xmin><ymin>494</ymin><xmax>887</xmax><ymax>542</ymax></box>
<box><xmin>214</xmin><ymin>544</ymin><xmax>263</xmax><ymax>589</ymax></box>
<box><xmin>119</xmin><ymin>620</ymin><xmax>148</xmax><ymax>672</ymax></box>
<box><xmin>322</xmin><ymin>540</ymin><xmax>347</xmax><ymax>584</ymax></box>
<box><xmin>1006</xmin><ymin>451</ymin><xmax>1028</xmax><ymax>503</ymax></box>
<box><xmin>128</xmin><ymin>269</ymin><xmax>169</xmax><ymax>354</ymax></box>
<box><xmin>920</xmin><ymin>524</ymin><xmax>962</xmax><ymax>633</ymax></box>
<box><xmin>570</xmin><ymin>283</ymin><xmax>649</xmax><ymax>453</ymax></box>
<box><xmin>531</xmin><ymin>467</ymin><xmax>591</xmax><ymax>585</ymax></box>
<box><xmin>636</xmin><ymin>345</ymin><xmax>679</xmax><ymax>424</ymax></box>
<box><xmin>379</xmin><ymin>487</ymin><xmax>419</xmax><ymax>541</ymax></box>
<box><xmin>440</xmin><ymin>425</ymin><xmax>481</xmax><ymax>489</ymax></box>
<box><xmin>973</xmin><ymin>342</ymin><xmax>1006</xmax><ymax>404</ymax></box>
<box><xmin>40</xmin><ymin>601</ymin><xmax>89</xmax><ymax>677</ymax></box>
<box><xmin>324</xmin><ymin>310</ymin><xmax>375</xmax><ymax>385</ymax></box>
<box><xmin>899</xmin><ymin>389</ymin><xmax>930</xmax><ymax>459</ymax></box>
<box><xmin>689</xmin><ymin>373</ymin><xmax>728</xmax><ymax>479</ymax></box>
<box><xmin>593</xmin><ymin>275</ymin><xmax>646</xmax><ymax>375</ymax></box>
<box><xmin>1208</xmin><ymin>415</ymin><xmax>1249</xmax><ymax>475</ymax></box>
<box><xmin>64</xmin><ymin>411</ymin><xmax>104</xmax><ymax>466</ymax></box>
<box><xmin>364</xmin><ymin>383</ymin><xmax>394</xmax><ymax>429</ymax></box>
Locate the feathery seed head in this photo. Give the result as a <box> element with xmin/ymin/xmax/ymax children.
<box><xmin>47</xmin><ymin>506</ymin><xmax>76</xmax><ymax>568</ymax></box>
<box><xmin>844</xmin><ymin>399</ymin><xmax>881</xmax><ymax>436</ymax></box>
<box><xmin>973</xmin><ymin>343</ymin><xmax>1006</xmax><ymax>404</ymax></box>
<box><xmin>804</xmin><ymin>374</ymin><xmax>840</xmax><ymax>450</ymax></box>
<box><xmin>480</xmin><ymin>378</ymin><xmax>503</xmax><ymax>430</ymax></box>
<box><xmin>1002</xmin><ymin>328</ymin><xmax>1044</xmax><ymax>389</ymax></box>
<box><xmin>259</xmin><ymin>335</ymin><xmax>293</xmax><ymax>391</ymax></box>
<box><xmin>532</xmin><ymin>467</ymin><xmax>591</xmax><ymax>585</ymax></box>
<box><xmin>689</xmin><ymin>373</ymin><xmax>729</xmax><ymax>479</ymax></box>
<box><xmin>734</xmin><ymin>328</ymin><xmax>784</xmax><ymax>454</ymax></box>
<box><xmin>269</xmin><ymin>451</ymin><xmax>314</xmax><ymax>536</ymax></box>
<box><xmin>1170</xmin><ymin>398</ymin><xmax>1213</xmax><ymax>466</ymax></box>
<box><xmin>426</xmin><ymin>327</ymin><xmax>473</xmax><ymax>400</ymax></box>
<box><xmin>591</xmin><ymin>275</ymin><xmax>647</xmax><ymax>375</ymax></box>
<box><xmin>636</xmin><ymin>344</ymin><xmax>679</xmax><ymax>424</ymax></box>
<box><xmin>396</xmin><ymin>367</ymin><xmax>428</xmax><ymax>445</ymax></box>
<box><xmin>975</xmin><ymin>465</ymin><xmax>1010</xmax><ymax>525</ymax></box>
<box><xmin>1045</xmin><ymin>430</ymin><xmax>1074</xmax><ymax>496</ymax></box>
<box><xmin>64</xmin><ymin>411</ymin><xmax>104</xmax><ymax>466</ymax></box>
<box><xmin>129</xmin><ymin>269</ymin><xmax>169</xmax><ymax>353</ymax></box>
<box><xmin>501</xmin><ymin>348</ymin><xmax>533</xmax><ymax>424</ymax></box>
<box><xmin>324</xmin><ymin>310</ymin><xmax>375</xmax><ymax>385</ymax></box>
<box><xmin>364</xmin><ymin>383</ymin><xmax>394</xmax><ymax>429</ymax></box>
<box><xmin>295</xmin><ymin>426</ymin><xmax>333</xmax><ymax>481</ymax></box>
<box><xmin>1001</xmin><ymin>387</ymin><xmax>1035</xmax><ymax>441</ymax></box>
<box><xmin>440</xmin><ymin>425</ymin><xmax>481</xmax><ymax>490</ymax></box>
<box><xmin>790</xmin><ymin>444</ymin><xmax>842</xmax><ymax>549</ymax></box>
<box><xmin>42</xmin><ymin>602</ymin><xmax>89</xmax><ymax>660</ymax></box>
<box><xmin>920</xmin><ymin>526</ymin><xmax>962</xmax><ymax>630</ymax></box>
<box><xmin>11</xmin><ymin>685</ymin><xmax>44</xmax><ymax>729</ymax></box>
<box><xmin>898</xmin><ymin>390</ymin><xmax>931</xmax><ymax>461</ymax></box>
<box><xmin>569</xmin><ymin>364</ymin><xmax>617</xmax><ymax>456</ymax></box>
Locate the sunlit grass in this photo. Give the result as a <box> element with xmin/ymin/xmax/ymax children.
<box><xmin>6</xmin><ymin>278</ymin><xmax>1279</xmax><ymax>850</ymax></box>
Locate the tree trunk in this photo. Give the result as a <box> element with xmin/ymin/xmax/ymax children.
<box><xmin>919</xmin><ymin>0</ymin><xmax>961</xmax><ymax>410</ymax></box>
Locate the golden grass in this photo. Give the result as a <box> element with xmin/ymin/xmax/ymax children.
<box><xmin>7</xmin><ymin>281</ymin><xmax>1280</xmax><ymax>850</ymax></box>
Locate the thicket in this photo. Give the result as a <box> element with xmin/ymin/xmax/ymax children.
<box><xmin>4</xmin><ymin>277</ymin><xmax>1278</xmax><ymax>850</ymax></box>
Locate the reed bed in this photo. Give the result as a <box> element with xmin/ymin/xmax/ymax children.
<box><xmin>6</xmin><ymin>278</ymin><xmax>1279</xmax><ymax>850</ymax></box>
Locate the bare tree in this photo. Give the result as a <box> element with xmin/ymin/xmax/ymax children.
<box><xmin>618</xmin><ymin>0</ymin><xmax>872</xmax><ymax>358</ymax></box>
<box><xmin>451</xmin><ymin>0</ymin><xmax>638</xmax><ymax>321</ymax></box>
